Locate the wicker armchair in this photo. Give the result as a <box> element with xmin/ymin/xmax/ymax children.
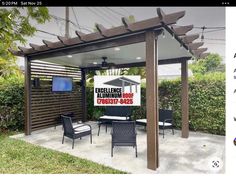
<box><xmin>61</xmin><ymin>115</ymin><xmax>92</xmax><ymax>149</ymax></box>
<box><xmin>111</xmin><ymin>121</ymin><xmax>137</xmax><ymax>157</ymax></box>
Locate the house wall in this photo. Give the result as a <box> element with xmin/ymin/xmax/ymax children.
<box><xmin>30</xmin><ymin>61</ymin><xmax>83</xmax><ymax>131</ymax></box>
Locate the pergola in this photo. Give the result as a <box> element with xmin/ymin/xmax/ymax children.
<box><xmin>10</xmin><ymin>8</ymin><xmax>208</xmax><ymax>170</ymax></box>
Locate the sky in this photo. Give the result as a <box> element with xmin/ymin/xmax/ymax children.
<box><xmin>16</xmin><ymin>7</ymin><xmax>225</xmax><ymax>76</ymax></box>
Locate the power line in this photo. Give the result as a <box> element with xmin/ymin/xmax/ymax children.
<box><xmin>204</xmin><ymin>42</ymin><xmax>225</xmax><ymax>45</ymax></box>
<box><xmin>194</xmin><ymin>26</ymin><xmax>225</xmax><ymax>41</ymax></box>
<box><xmin>34</xmin><ymin>34</ymin><xmax>56</xmax><ymax>40</ymax></box>
<box><xmin>50</xmin><ymin>14</ymin><xmax>93</xmax><ymax>33</ymax></box>
<box><xmin>102</xmin><ymin>7</ymin><xmax>121</xmax><ymax>22</ymax></box>
<box><xmin>71</xmin><ymin>7</ymin><xmax>81</xmax><ymax>32</ymax></box>
<box><xmin>96</xmin><ymin>7</ymin><xmax>120</xmax><ymax>25</ymax></box>
<box><xmin>106</xmin><ymin>7</ymin><xmax>126</xmax><ymax>17</ymax></box>
<box><xmin>50</xmin><ymin>14</ymin><xmax>78</xmax><ymax>28</ymax></box>
<box><xmin>200</xmin><ymin>28</ymin><xmax>225</xmax><ymax>34</ymax></box>
<box><xmin>86</xmin><ymin>7</ymin><xmax>114</xmax><ymax>26</ymax></box>
<box><xmin>52</xmin><ymin>16</ymin><xmax>64</xmax><ymax>36</ymax></box>
<box><xmin>104</xmin><ymin>7</ymin><xmax>123</xmax><ymax>19</ymax></box>
<box><xmin>204</xmin><ymin>38</ymin><xmax>225</xmax><ymax>41</ymax></box>
<box><xmin>194</xmin><ymin>26</ymin><xmax>225</xmax><ymax>29</ymax></box>
<box><xmin>119</xmin><ymin>7</ymin><xmax>131</xmax><ymax>16</ymax></box>
<box><xmin>37</xmin><ymin>29</ymin><xmax>59</xmax><ymax>37</ymax></box>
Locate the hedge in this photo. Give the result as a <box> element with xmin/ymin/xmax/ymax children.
<box><xmin>0</xmin><ymin>77</ymin><xmax>24</xmax><ymax>132</ymax></box>
<box><xmin>87</xmin><ymin>73</ymin><xmax>225</xmax><ymax>135</ymax></box>
<box><xmin>0</xmin><ymin>73</ymin><xmax>225</xmax><ymax>135</ymax></box>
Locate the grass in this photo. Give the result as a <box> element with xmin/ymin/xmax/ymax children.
<box><xmin>0</xmin><ymin>133</ymin><xmax>126</xmax><ymax>174</ymax></box>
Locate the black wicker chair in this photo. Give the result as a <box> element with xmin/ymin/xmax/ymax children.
<box><xmin>136</xmin><ymin>109</ymin><xmax>174</xmax><ymax>138</ymax></box>
<box><xmin>98</xmin><ymin>106</ymin><xmax>131</xmax><ymax>136</ymax></box>
<box><xmin>111</xmin><ymin>121</ymin><xmax>137</xmax><ymax>157</ymax></box>
<box><xmin>159</xmin><ymin>109</ymin><xmax>174</xmax><ymax>138</ymax></box>
<box><xmin>61</xmin><ymin>115</ymin><xmax>92</xmax><ymax>149</ymax></box>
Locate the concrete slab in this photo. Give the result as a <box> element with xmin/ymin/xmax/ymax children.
<box><xmin>11</xmin><ymin>122</ymin><xmax>225</xmax><ymax>174</ymax></box>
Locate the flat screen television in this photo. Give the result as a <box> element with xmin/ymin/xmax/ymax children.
<box><xmin>52</xmin><ymin>76</ymin><xmax>73</xmax><ymax>92</ymax></box>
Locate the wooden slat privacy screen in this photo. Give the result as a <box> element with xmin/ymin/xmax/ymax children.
<box><xmin>30</xmin><ymin>60</ymin><xmax>82</xmax><ymax>131</ymax></box>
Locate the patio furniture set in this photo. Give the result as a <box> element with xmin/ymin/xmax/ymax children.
<box><xmin>61</xmin><ymin>106</ymin><xmax>174</xmax><ymax>157</ymax></box>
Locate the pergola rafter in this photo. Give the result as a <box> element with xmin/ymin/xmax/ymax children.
<box><xmin>171</xmin><ymin>25</ymin><xmax>194</xmax><ymax>36</ymax></box>
<box><xmin>192</xmin><ymin>47</ymin><xmax>208</xmax><ymax>57</ymax></box>
<box><xmin>9</xmin><ymin>8</ymin><xmax>208</xmax><ymax>59</ymax></box>
<box><xmin>180</xmin><ymin>34</ymin><xmax>199</xmax><ymax>44</ymax></box>
<box><xmin>95</xmin><ymin>23</ymin><xmax>108</xmax><ymax>37</ymax></box>
<box><xmin>188</xmin><ymin>42</ymin><xmax>204</xmax><ymax>50</ymax></box>
<box><xmin>199</xmin><ymin>52</ymin><xmax>210</xmax><ymax>58</ymax></box>
<box><xmin>29</xmin><ymin>43</ymin><xmax>42</xmax><ymax>51</ymax></box>
<box><xmin>122</xmin><ymin>17</ymin><xmax>132</xmax><ymax>31</ymax></box>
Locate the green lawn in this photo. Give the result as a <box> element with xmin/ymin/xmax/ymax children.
<box><xmin>0</xmin><ymin>133</ymin><xmax>126</xmax><ymax>174</ymax></box>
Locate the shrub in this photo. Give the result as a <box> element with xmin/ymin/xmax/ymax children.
<box><xmin>87</xmin><ymin>72</ymin><xmax>225</xmax><ymax>135</ymax></box>
<box><xmin>0</xmin><ymin>76</ymin><xmax>24</xmax><ymax>132</ymax></box>
<box><xmin>0</xmin><ymin>72</ymin><xmax>225</xmax><ymax>135</ymax></box>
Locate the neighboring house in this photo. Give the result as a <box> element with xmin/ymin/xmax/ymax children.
<box><xmin>158</xmin><ymin>65</ymin><xmax>193</xmax><ymax>80</ymax></box>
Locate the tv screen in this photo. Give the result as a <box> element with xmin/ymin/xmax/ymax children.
<box><xmin>52</xmin><ymin>76</ymin><xmax>73</xmax><ymax>92</ymax></box>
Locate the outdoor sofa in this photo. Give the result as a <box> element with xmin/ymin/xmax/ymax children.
<box><xmin>97</xmin><ymin>106</ymin><xmax>131</xmax><ymax>136</ymax></box>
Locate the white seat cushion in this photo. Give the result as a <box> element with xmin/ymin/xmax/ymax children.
<box><xmin>136</xmin><ymin>119</ymin><xmax>172</xmax><ymax>126</ymax></box>
<box><xmin>158</xmin><ymin>122</ymin><xmax>172</xmax><ymax>126</ymax></box>
<box><xmin>74</xmin><ymin>125</ymin><xmax>91</xmax><ymax>134</ymax></box>
<box><xmin>99</xmin><ymin>115</ymin><xmax>128</xmax><ymax>121</ymax></box>
<box><xmin>136</xmin><ymin>119</ymin><xmax>147</xmax><ymax>123</ymax></box>
<box><xmin>73</xmin><ymin>124</ymin><xmax>85</xmax><ymax>128</ymax></box>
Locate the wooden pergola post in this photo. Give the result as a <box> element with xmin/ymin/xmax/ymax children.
<box><xmin>181</xmin><ymin>59</ymin><xmax>189</xmax><ymax>138</ymax></box>
<box><xmin>24</xmin><ymin>57</ymin><xmax>31</xmax><ymax>135</ymax></box>
<box><xmin>81</xmin><ymin>69</ymin><xmax>87</xmax><ymax>122</ymax></box>
<box><xmin>145</xmin><ymin>30</ymin><xmax>159</xmax><ymax>170</ymax></box>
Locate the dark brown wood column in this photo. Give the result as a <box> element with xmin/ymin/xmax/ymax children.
<box><xmin>81</xmin><ymin>69</ymin><xmax>87</xmax><ymax>122</ymax></box>
<box><xmin>24</xmin><ymin>57</ymin><xmax>31</xmax><ymax>135</ymax></box>
<box><xmin>145</xmin><ymin>31</ymin><xmax>159</xmax><ymax>170</ymax></box>
<box><xmin>181</xmin><ymin>59</ymin><xmax>189</xmax><ymax>138</ymax></box>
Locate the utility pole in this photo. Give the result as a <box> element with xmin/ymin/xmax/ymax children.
<box><xmin>65</xmin><ymin>7</ymin><xmax>70</xmax><ymax>38</ymax></box>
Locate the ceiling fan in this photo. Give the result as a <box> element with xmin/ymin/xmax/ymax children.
<box><xmin>90</xmin><ymin>56</ymin><xmax>116</xmax><ymax>69</ymax></box>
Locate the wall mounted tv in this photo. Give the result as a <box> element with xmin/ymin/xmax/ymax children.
<box><xmin>52</xmin><ymin>76</ymin><xmax>73</xmax><ymax>92</ymax></box>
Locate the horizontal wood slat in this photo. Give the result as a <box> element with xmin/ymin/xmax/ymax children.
<box><xmin>30</xmin><ymin>61</ymin><xmax>83</xmax><ymax>131</ymax></box>
<box><xmin>32</xmin><ymin>111</ymin><xmax>82</xmax><ymax>119</ymax></box>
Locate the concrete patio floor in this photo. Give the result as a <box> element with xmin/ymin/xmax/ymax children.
<box><xmin>11</xmin><ymin>122</ymin><xmax>225</xmax><ymax>174</ymax></box>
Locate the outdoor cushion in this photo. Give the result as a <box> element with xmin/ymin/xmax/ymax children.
<box><xmin>73</xmin><ymin>123</ymin><xmax>85</xmax><ymax>128</ymax></box>
<box><xmin>136</xmin><ymin>119</ymin><xmax>172</xmax><ymax>126</ymax></box>
<box><xmin>99</xmin><ymin>115</ymin><xmax>128</xmax><ymax>121</ymax></box>
<box><xmin>74</xmin><ymin>126</ymin><xmax>91</xmax><ymax>133</ymax></box>
<box><xmin>158</xmin><ymin>122</ymin><xmax>172</xmax><ymax>126</ymax></box>
<box><xmin>136</xmin><ymin>119</ymin><xmax>146</xmax><ymax>123</ymax></box>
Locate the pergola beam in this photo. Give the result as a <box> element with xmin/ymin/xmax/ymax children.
<box><xmin>18</xmin><ymin>46</ymin><xmax>33</xmax><ymax>54</ymax></box>
<box><xmin>8</xmin><ymin>48</ymin><xmax>24</xmax><ymax>57</ymax></box>
<box><xmin>28</xmin><ymin>32</ymin><xmax>148</xmax><ymax>60</ymax></box>
<box><xmin>82</xmin><ymin>57</ymin><xmax>191</xmax><ymax>70</ymax></box>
